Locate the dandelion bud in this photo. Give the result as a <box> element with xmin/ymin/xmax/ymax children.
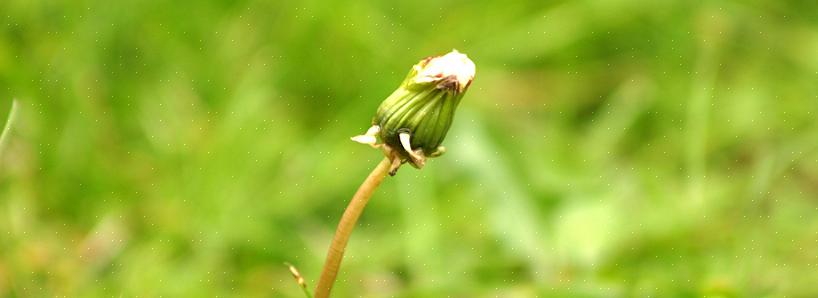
<box><xmin>352</xmin><ymin>49</ymin><xmax>475</xmax><ymax>175</ymax></box>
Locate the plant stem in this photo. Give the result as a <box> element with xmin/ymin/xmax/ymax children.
<box><xmin>314</xmin><ymin>157</ymin><xmax>392</xmax><ymax>298</ymax></box>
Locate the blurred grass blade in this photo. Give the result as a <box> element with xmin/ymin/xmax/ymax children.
<box><xmin>0</xmin><ymin>99</ymin><xmax>19</xmax><ymax>161</ymax></box>
<box><xmin>583</xmin><ymin>76</ymin><xmax>653</xmax><ymax>163</ymax></box>
<box><xmin>397</xmin><ymin>171</ymin><xmax>443</xmax><ymax>286</ymax></box>
<box><xmin>285</xmin><ymin>263</ymin><xmax>313</xmax><ymax>298</ymax></box>
<box><xmin>686</xmin><ymin>11</ymin><xmax>722</xmax><ymax>208</ymax></box>
<box><xmin>451</xmin><ymin>108</ymin><xmax>551</xmax><ymax>282</ymax></box>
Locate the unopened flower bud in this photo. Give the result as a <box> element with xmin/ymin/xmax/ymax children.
<box><xmin>352</xmin><ymin>49</ymin><xmax>476</xmax><ymax>175</ymax></box>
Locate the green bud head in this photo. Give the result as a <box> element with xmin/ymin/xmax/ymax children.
<box><xmin>374</xmin><ymin>50</ymin><xmax>475</xmax><ymax>162</ymax></box>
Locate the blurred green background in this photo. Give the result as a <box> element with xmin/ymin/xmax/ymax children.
<box><xmin>2</xmin><ymin>0</ymin><xmax>818</xmax><ymax>297</ymax></box>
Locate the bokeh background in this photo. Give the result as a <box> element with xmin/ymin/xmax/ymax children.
<box><xmin>2</xmin><ymin>0</ymin><xmax>818</xmax><ymax>297</ymax></box>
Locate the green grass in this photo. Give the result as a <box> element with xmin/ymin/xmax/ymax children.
<box><xmin>2</xmin><ymin>0</ymin><xmax>818</xmax><ymax>297</ymax></box>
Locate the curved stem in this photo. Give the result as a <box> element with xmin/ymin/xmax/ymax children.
<box><xmin>314</xmin><ymin>158</ymin><xmax>391</xmax><ymax>298</ymax></box>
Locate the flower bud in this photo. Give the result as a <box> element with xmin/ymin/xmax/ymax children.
<box><xmin>352</xmin><ymin>49</ymin><xmax>475</xmax><ymax>175</ymax></box>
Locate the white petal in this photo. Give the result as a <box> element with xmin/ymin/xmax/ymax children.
<box><xmin>351</xmin><ymin>135</ymin><xmax>377</xmax><ymax>145</ymax></box>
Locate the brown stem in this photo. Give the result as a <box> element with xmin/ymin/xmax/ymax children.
<box><xmin>314</xmin><ymin>158</ymin><xmax>391</xmax><ymax>298</ymax></box>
